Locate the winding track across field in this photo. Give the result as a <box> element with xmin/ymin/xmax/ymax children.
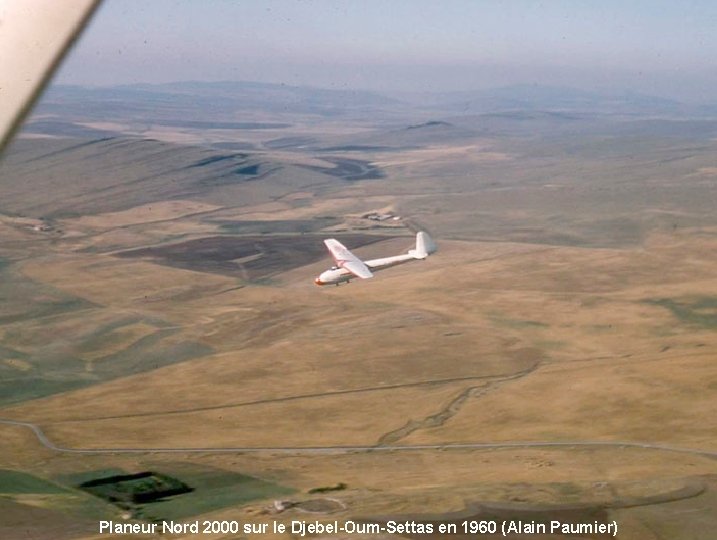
<box><xmin>1</xmin><ymin>416</ymin><xmax>716</xmax><ymax>458</ymax></box>
<box><xmin>2</xmin><ymin>354</ymin><xmax>716</xmax><ymax>458</ymax></box>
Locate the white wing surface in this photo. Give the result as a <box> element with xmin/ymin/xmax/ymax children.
<box><xmin>323</xmin><ymin>239</ymin><xmax>374</xmax><ymax>279</ymax></box>
<box><xmin>0</xmin><ymin>0</ymin><xmax>101</xmax><ymax>154</ymax></box>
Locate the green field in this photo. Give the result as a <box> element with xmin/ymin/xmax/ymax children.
<box><xmin>646</xmin><ymin>296</ymin><xmax>717</xmax><ymax>329</ymax></box>
<box><xmin>141</xmin><ymin>463</ymin><xmax>294</xmax><ymax>520</ymax></box>
<box><xmin>57</xmin><ymin>464</ymin><xmax>294</xmax><ymax>521</ymax></box>
<box><xmin>0</xmin><ymin>469</ymin><xmax>67</xmax><ymax>494</ymax></box>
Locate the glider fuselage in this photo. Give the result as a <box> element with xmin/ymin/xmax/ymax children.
<box><xmin>314</xmin><ymin>232</ymin><xmax>436</xmax><ymax>286</ymax></box>
<box><xmin>315</xmin><ymin>256</ymin><xmax>414</xmax><ymax>285</ymax></box>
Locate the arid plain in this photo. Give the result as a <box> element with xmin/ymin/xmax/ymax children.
<box><xmin>0</xmin><ymin>83</ymin><xmax>716</xmax><ymax>539</ymax></box>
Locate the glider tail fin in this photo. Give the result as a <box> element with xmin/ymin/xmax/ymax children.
<box><xmin>408</xmin><ymin>231</ymin><xmax>436</xmax><ymax>259</ymax></box>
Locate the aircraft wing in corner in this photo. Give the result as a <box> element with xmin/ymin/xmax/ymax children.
<box><xmin>0</xmin><ymin>0</ymin><xmax>101</xmax><ymax>155</ymax></box>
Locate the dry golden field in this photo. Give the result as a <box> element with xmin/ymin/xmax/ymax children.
<box><xmin>1</xmin><ymin>104</ymin><xmax>716</xmax><ymax>539</ymax></box>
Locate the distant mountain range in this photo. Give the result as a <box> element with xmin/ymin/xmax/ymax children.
<box><xmin>392</xmin><ymin>83</ymin><xmax>694</xmax><ymax>116</ymax></box>
<box><xmin>39</xmin><ymin>80</ymin><xmax>405</xmax><ymax>120</ymax></box>
<box><xmin>34</xmin><ymin>80</ymin><xmax>717</xmax><ymax>128</ymax></box>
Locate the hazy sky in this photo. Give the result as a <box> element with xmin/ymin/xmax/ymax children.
<box><xmin>56</xmin><ymin>0</ymin><xmax>717</xmax><ymax>101</ymax></box>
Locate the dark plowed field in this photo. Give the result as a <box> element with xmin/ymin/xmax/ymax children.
<box><xmin>116</xmin><ymin>234</ymin><xmax>395</xmax><ymax>279</ymax></box>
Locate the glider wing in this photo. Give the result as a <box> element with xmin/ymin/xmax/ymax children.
<box><xmin>324</xmin><ymin>239</ymin><xmax>374</xmax><ymax>279</ymax></box>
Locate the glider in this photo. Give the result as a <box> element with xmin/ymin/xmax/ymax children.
<box><xmin>315</xmin><ymin>232</ymin><xmax>436</xmax><ymax>286</ymax></box>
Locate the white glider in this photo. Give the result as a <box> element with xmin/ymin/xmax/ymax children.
<box><xmin>315</xmin><ymin>232</ymin><xmax>436</xmax><ymax>286</ymax></box>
